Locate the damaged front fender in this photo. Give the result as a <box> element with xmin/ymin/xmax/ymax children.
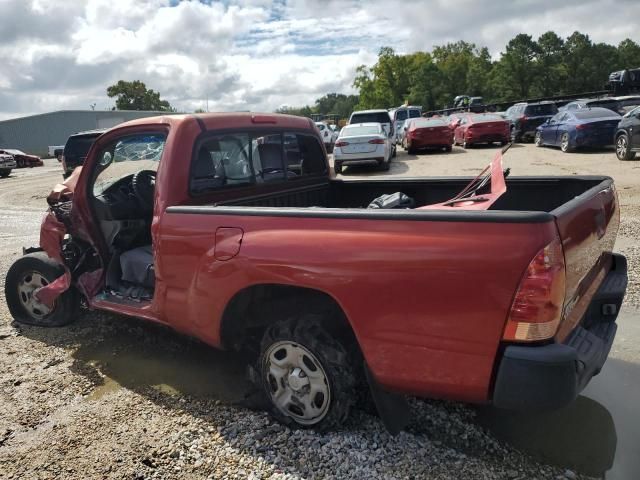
<box><xmin>33</xmin><ymin>211</ymin><xmax>72</xmax><ymax>308</ymax></box>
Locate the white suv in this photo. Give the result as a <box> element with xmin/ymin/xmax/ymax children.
<box><xmin>348</xmin><ymin>109</ymin><xmax>396</xmax><ymax>156</ymax></box>
<box><xmin>315</xmin><ymin>122</ymin><xmax>335</xmax><ymax>153</ymax></box>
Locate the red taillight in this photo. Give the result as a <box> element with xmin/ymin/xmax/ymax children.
<box><xmin>335</xmin><ymin>140</ymin><xmax>349</xmax><ymax>147</ymax></box>
<box><xmin>503</xmin><ymin>238</ymin><xmax>566</xmax><ymax>342</ymax></box>
<box><xmin>368</xmin><ymin>138</ymin><xmax>385</xmax><ymax>144</ymax></box>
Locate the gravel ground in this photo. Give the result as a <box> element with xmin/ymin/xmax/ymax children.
<box><xmin>1</xmin><ymin>147</ymin><xmax>638</xmax><ymax>480</ymax></box>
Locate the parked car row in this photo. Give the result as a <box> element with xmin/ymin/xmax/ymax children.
<box><xmin>0</xmin><ymin>148</ymin><xmax>43</xmax><ymax>169</ymax></box>
<box><xmin>0</xmin><ymin>152</ymin><xmax>17</xmax><ymax>177</ymax></box>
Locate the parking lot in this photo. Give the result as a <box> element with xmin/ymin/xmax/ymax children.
<box><xmin>0</xmin><ymin>145</ymin><xmax>639</xmax><ymax>479</ymax></box>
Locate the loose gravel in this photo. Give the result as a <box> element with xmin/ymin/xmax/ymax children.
<box><xmin>2</xmin><ymin>148</ymin><xmax>638</xmax><ymax>479</ymax></box>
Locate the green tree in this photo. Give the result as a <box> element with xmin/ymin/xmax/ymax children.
<box><xmin>107</xmin><ymin>80</ymin><xmax>173</xmax><ymax>111</ymax></box>
<box><xmin>535</xmin><ymin>31</ymin><xmax>567</xmax><ymax>96</ymax></box>
<box><xmin>495</xmin><ymin>34</ymin><xmax>539</xmax><ymax>99</ymax></box>
<box><xmin>617</xmin><ymin>39</ymin><xmax>640</xmax><ymax>68</ymax></box>
<box><xmin>563</xmin><ymin>32</ymin><xmax>595</xmax><ymax>93</ymax></box>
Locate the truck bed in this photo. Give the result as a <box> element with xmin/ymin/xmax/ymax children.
<box><xmin>209</xmin><ymin>175</ymin><xmax>606</xmax><ymax>215</ymax></box>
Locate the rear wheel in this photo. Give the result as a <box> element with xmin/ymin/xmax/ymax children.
<box><xmin>534</xmin><ymin>131</ymin><xmax>543</xmax><ymax>147</ymax></box>
<box><xmin>334</xmin><ymin>162</ymin><xmax>342</xmax><ymax>175</ymax></box>
<box><xmin>560</xmin><ymin>133</ymin><xmax>573</xmax><ymax>153</ymax></box>
<box><xmin>258</xmin><ymin>315</ymin><xmax>357</xmax><ymax>431</ymax></box>
<box><xmin>5</xmin><ymin>253</ymin><xmax>78</xmax><ymax>327</ymax></box>
<box><xmin>445</xmin><ymin>145</ymin><xmax>452</xmax><ymax>152</ymax></box>
<box><xmin>616</xmin><ymin>134</ymin><xmax>636</xmax><ymax>161</ymax></box>
<box><xmin>0</xmin><ymin>170</ymin><xmax>10</xmax><ymax>178</ymax></box>
<box><xmin>462</xmin><ymin>139</ymin><xmax>470</xmax><ymax>149</ymax></box>
<box><xmin>16</xmin><ymin>158</ymin><xmax>24</xmax><ymax>168</ymax></box>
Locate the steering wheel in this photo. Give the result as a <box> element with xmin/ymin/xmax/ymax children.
<box><xmin>132</xmin><ymin>170</ymin><xmax>156</xmax><ymax>211</ymax></box>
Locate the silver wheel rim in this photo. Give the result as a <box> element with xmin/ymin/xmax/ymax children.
<box><xmin>535</xmin><ymin>132</ymin><xmax>542</xmax><ymax>146</ymax></box>
<box><xmin>561</xmin><ymin>134</ymin><xmax>569</xmax><ymax>151</ymax></box>
<box><xmin>617</xmin><ymin>137</ymin><xmax>627</xmax><ymax>157</ymax></box>
<box><xmin>264</xmin><ymin>341</ymin><xmax>331</xmax><ymax>425</ymax></box>
<box><xmin>17</xmin><ymin>270</ymin><xmax>53</xmax><ymax>319</ymax></box>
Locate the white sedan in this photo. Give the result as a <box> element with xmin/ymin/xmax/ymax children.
<box><xmin>333</xmin><ymin>123</ymin><xmax>392</xmax><ymax>174</ymax></box>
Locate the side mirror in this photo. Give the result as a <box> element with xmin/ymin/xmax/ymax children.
<box><xmin>99</xmin><ymin>151</ymin><xmax>113</xmax><ymax>166</ymax></box>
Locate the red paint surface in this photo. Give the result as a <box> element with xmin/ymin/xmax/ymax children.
<box><xmin>407</xmin><ymin>123</ymin><xmax>453</xmax><ymax>148</ymax></box>
<box><xmin>454</xmin><ymin>114</ymin><xmax>510</xmax><ymax>145</ymax></box>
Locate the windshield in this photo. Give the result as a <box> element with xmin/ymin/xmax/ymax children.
<box><xmin>342</xmin><ymin>125</ymin><xmax>381</xmax><ymax>136</ymax></box>
<box><xmin>573</xmin><ymin>109</ymin><xmax>620</xmax><ymax>119</ymax></box>
<box><xmin>65</xmin><ymin>136</ymin><xmax>98</xmax><ymax>157</ymax></box>
<box><xmin>350</xmin><ymin>112</ymin><xmax>390</xmax><ymax>124</ymax></box>
<box><xmin>93</xmin><ymin>134</ymin><xmax>166</xmax><ymax>195</ymax></box>
<box><xmin>525</xmin><ymin>104</ymin><xmax>558</xmax><ymax>116</ymax></box>
<box><xmin>395</xmin><ymin>110</ymin><xmax>408</xmax><ymax>121</ymax></box>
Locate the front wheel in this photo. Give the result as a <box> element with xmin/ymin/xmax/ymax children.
<box><xmin>5</xmin><ymin>252</ymin><xmax>78</xmax><ymax>327</ymax></box>
<box><xmin>616</xmin><ymin>134</ymin><xmax>636</xmax><ymax>161</ymax></box>
<box><xmin>258</xmin><ymin>316</ymin><xmax>357</xmax><ymax>431</ymax></box>
<box><xmin>534</xmin><ymin>131</ymin><xmax>543</xmax><ymax>147</ymax></box>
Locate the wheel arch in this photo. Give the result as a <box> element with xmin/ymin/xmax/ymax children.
<box><xmin>615</xmin><ymin>129</ymin><xmax>628</xmax><ymax>140</ymax></box>
<box><xmin>220</xmin><ymin>283</ymin><xmax>360</xmax><ymax>355</ymax></box>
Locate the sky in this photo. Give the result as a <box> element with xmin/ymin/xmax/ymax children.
<box><xmin>1</xmin><ymin>0</ymin><xmax>639</xmax><ymax>120</ymax></box>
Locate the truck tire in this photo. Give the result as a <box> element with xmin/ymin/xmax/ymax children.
<box><xmin>616</xmin><ymin>134</ymin><xmax>636</xmax><ymax>161</ymax></box>
<box><xmin>5</xmin><ymin>253</ymin><xmax>78</xmax><ymax>327</ymax></box>
<box><xmin>258</xmin><ymin>315</ymin><xmax>357</xmax><ymax>431</ymax></box>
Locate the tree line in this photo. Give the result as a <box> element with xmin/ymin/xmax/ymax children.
<box><xmin>287</xmin><ymin>31</ymin><xmax>640</xmax><ymax>116</ymax></box>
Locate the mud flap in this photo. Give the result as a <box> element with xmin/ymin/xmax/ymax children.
<box><xmin>364</xmin><ymin>363</ymin><xmax>411</xmax><ymax>435</ymax></box>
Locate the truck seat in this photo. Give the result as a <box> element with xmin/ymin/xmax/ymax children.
<box><xmin>120</xmin><ymin>245</ymin><xmax>155</xmax><ymax>288</ymax></box>
<box><xmin>257</xmin><ymin>143</ymin><xmax>285</xmax><ymax>182</ymax></box>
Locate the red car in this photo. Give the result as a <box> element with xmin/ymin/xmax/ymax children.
<box><xmin>4</xmin><ymin>113</ymin><xmax>627</xmax><ymax>432</ymax></box>
<box><xmin>453</xmin><ymin>113</ymin><xmax>510</xmax><ymax>148</ymax></box>
<box><xmin>404</xmin><ymin>118</ymin><xmax>453</xmax><ymax>153</ymax></box>
<box><xmin>0</xmin><ymin>149</ymin><xmax>44</xmax><ymax>168</ymax></box>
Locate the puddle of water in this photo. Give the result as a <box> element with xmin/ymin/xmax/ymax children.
<box><xmin>74</xmin><ymin>334</ymin><xmax>252</xmax><ymax>405</ymax></box>
<box><xmin>87</xmin><ymin>376</ymin><xmax>122</xmax><ymax>401</ymax></box>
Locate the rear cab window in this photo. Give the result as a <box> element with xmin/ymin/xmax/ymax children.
<box><xmin>190</xmin><ymin>130</ymin><xmax>326</xmax><ymax>195</ymax></box>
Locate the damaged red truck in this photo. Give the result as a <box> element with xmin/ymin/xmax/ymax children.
<box><xmin>5</xmin><ymin>113</ymin><xmax>627</xmax><ymax>431</ymax></box>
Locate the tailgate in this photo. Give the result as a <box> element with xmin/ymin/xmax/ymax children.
<box><xmin>553</xmin><ymin>178</ymin><xmax>620</xmax><ymax>340</ymax></box>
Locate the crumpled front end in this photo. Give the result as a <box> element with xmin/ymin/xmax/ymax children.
<box><xmin>32</xmin><ymin>167</ymin><xmax>103</xmax><ymax>307</ymax></box>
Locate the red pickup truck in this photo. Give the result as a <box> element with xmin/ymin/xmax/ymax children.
<box><xmin>5</xmin><ymin>113</ymin><xmax>627</xmax><ymax>431</ymax></box>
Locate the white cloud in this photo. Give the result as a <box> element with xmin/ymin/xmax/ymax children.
<box><xmin>0</xmin><ymin>0</ymin><xmax>639</xmax><ymax>120</ymax></box>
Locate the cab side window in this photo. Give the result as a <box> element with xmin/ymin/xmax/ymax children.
<box><xmin>191</xmin><ymin>133</ymin><xmax>253</xmax><ymax>193</ymax></box>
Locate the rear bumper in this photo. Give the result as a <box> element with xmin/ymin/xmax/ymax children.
<box><xmin>492</xmin><ymin>253</ymin><xmax>628</xmax><ymax>411</ymax></box>
<box><xmin>336</xmin><ymin>159</ymin><xmax>384</xmax><ymax>166</ymax></box>
<box><xmin>466</xmin><ymin>133</ymin><xmax>508</xmax><ymax>143</ymax></box>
